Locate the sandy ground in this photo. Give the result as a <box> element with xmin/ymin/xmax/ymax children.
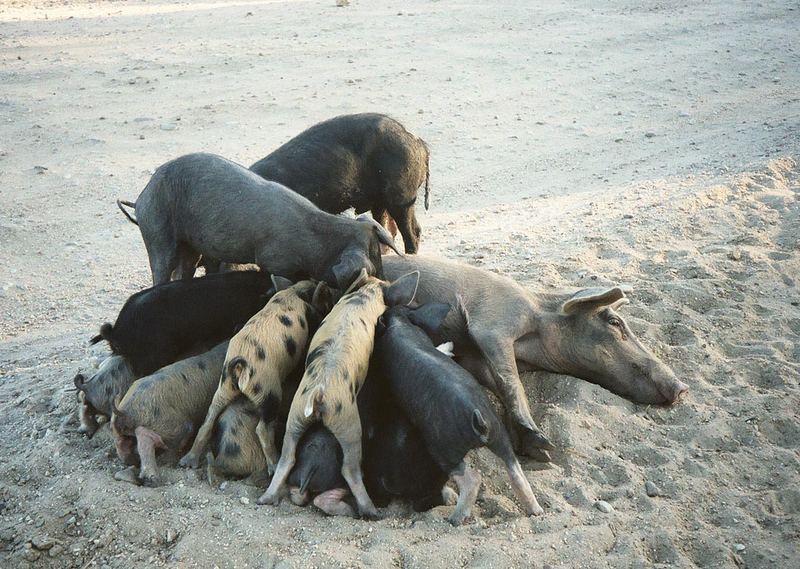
<box><xmin>1</xmin><ymin>1</ymin><xmax>799</xmax><ymax>567</ymax></box>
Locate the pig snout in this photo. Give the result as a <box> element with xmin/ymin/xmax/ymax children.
<box><xmin>644</xmin><ymin>360</ymin><xmax>689</xmax><ymax>406</ymax></box>
<box><xmin>661</xmin><ymin>379</ymin><xmax>689</xmax><ymax>405</ymax></box>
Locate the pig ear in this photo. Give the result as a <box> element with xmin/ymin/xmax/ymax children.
<box><xmin>562</xmin><ymin>287</ymin><xmax>627</xmax><ymax>314</ymax></box>
<box><xmin>408</xmin><ymin>302</ymin><xmax>450</xmax><ymax>335</ymax></box>
<box><xmin>271</xmin><ymin>275</ymin><xmax>294</xmax><ymax>292</ymax></box>
<box><xmin>357</xmin><ymin>213</ymin><xmax>403</xmax><ymax>257</ymax></box>
<box><xmin>384</xmin><ymin>271</ymin><xmax>420</xmax><ymax>306</ymax></box>
<box><xmin>332</xmin><ymin>251</ymin><xmax>371</xmax><ymax>290</ymax></box>
<box><xmin>311</xmin><ymin>281</ymin><xmax>334</xmax><ymax>314</ymax></box>
<box><xmin>343</xmin><ymin>268</ymin><xmax>370</xmax><ymax>295</ymax></box>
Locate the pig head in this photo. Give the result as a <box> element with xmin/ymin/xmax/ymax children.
<box><xmin>517</xmin><ymin>286</ymin><xmax>688</xmax><ymax>406</ymax></box>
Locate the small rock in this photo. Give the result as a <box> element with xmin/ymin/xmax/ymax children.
<box><xmin>734</xmin><ymin>543</ymin><xmax>745</xmax><ymax>552</ymax></box>
<box><xmin>165</xmin><ymin>529</ymin><xmax>178</xmax><ymax>544</ymax></box>
<box><xmin>336</xmin><ymin>0</ymin><xmax>350</xmax><ymax>6</ymax></box>
<box><xmin>645</xmin><ymin>481</ymin><xmax>660</xmax><ymax>497</ymax></box>
<box><xmin>160</xmin><ymin>123</ymin><xmax>177</xmax><ymax>131</ymax></box>
<box><xmin>727</xmin><ymin>248</ymin><xmax>742</xmax><ymax>261</ymax></box>
<box><xmin>594</xmin><ymin>500</ymin><xmax>613</xmax><ymax>513</ymax></box>
<box><xmin>240</xmin><ymin>496</ymin><xmax>250</xmax><ymax>505</ymax></box>
<box><xmin>644</xmin><ymin>131</ymin><xmax>656</xmax><ymax>138</ymax></box>
<box><xmin>49</xmin><ymin>544</ymin><xmax>64</xmax><ymax>558</ymax></box>
<box><xmin>33</xmin><ymin>165</ymin><xmax>48</xmax><ymax>174</ymax></box>
<box><xmin>31</xmin><ymin>536</ymin><xmax>55</xmax><ymax>550</ymax></box>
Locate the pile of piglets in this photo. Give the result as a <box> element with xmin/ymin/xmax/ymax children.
<box><xmin>75</xmin><ymin>113</ymin><xmax>688</xmax><ymax>525</ymax></box>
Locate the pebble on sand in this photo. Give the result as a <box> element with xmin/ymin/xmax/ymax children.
<box><xmin>594</xmin><ymin>500</ymin><xmax>614</xmax><ymax>513</ymax></box>
<box><xmin>645</xmin><ymin>481</ymin><xmax>660</xmax><ymax>497</ymax></box>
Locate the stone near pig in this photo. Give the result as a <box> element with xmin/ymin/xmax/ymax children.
<box><xmin>110</xmin><ymin>342</ymin><xmax>228</xmax><ymax>486</ymax></box>
<box><xmin>91</xmin><ymin>271</ymin><xmax>273</xmax><ymax>377</ymax></box>
<box><xmin>73</xmin><ymin>355</ymin><xmax>136</xmax><ymax>438</ymax></box>
<box><xmin>249</xmin><ymin>113</ymin><xmax>430</xmax><ymax>253</ymax></box>
<box><xmin>117</xmin><ymin>153</ymin><xmax>401</xmax><ymax>288</ymax></box>
<box><xmin>384</xmin><ymin>256</ymin><xmax>689</xmax><ymax>460</ymax></box>
<box><xmin>373</xmin><ymin>302</ymin><xmax>544</xmax><ymax>525</ymax></box>
<box><xmin>179</xmin><ymin>277</ymin><xmax>333</xmax><ymax>474</ymax></box>
<box><xmin>258</xmin><ymin>269</ymin><xmax>420</xmax><ymax>519</ymax></box>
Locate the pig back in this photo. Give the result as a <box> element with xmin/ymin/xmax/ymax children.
<box><xmin>116</xmin><ymin>342</ymin><xmax>228</xmax><ymax>446</ymax></box>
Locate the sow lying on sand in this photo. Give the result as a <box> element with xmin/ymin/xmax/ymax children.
<box><xmin>118</xmin><ymin>153</ymin><xmax>401</xmax><ymax>288</ymax></box>
<box><xmin>91</xmin><ymin>271</ymin><xmax>273</xmax><ymax>377</ymax></box>
<box><xmin>110</xmin><ymin>342</ymin><xmax>228</xmax><ymax>486</ymax></box>
<box><xmin>258</xmin><ymin>270</ymin><xmax>420</xmax><ymax>518</ymax></box>
<box><xmin>384</xmin><ymin>256</ymin><xmax>689</xmax><ymax>460</ymax></box>
<box><xmin>179</xmin><ymin>277</ymin><xmax>333</xmax><ymax>474</ymax></box>
<box><xmin>250</xmin><ymin>113</ymin><xmax>431</xmax><ymax>254</ymax></box>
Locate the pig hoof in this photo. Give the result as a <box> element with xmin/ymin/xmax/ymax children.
<box><xmin>447</xmin><ymin>512</ymin><xmax>469</xmax><ymax>526</ymax></box>
<box><xmin>139</xmin><ymin>472</ymin><xmax>161</xmax><ymax>487</ymax></box>
<box><xmin>178</xmin><ymin>453</ymin><xmax>200</xmax><ymax>469</ymax></box>
<box><xmin>358</xmin><ymin>507</ymin><xmax>381</xmax><ymax>521</ymax></box>
<box><xmin>528</xmin><ymin>503</ymin><xmax>545</xmax><ymax>516</ymax></box>
<box><xmin>523</xmin><ymin>430</ymin><xmax>556</xmax><ymax>452</ymax></box>
<box><xmin>256</xmin><ymin>491</ymin><xmax>280</xmax><ymax>506</ymax></box>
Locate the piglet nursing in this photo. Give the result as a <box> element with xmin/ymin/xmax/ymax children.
<box><xmin>110</xmin><ymin>342</ymin><xmax>228</xmax><ymax>486</ymax></box>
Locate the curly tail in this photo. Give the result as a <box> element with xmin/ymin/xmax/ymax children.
<box><xmin>116</xmin><ymin>199</ymin><xmax>138</xmax><ymax>226</ymax></box>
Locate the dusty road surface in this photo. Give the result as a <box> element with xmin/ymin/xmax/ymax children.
<box><xmin>1</xmin><ymin>1</ymin><xmax>798</xmax><ymax>567</ymax></box>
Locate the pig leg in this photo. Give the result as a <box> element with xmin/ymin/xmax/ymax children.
<box><xmin>77</xmin><ymin>392</ymin><xmax>100</xmax><ymax>438</ymax></box>
<box><xmin>135</xmin><ymin>426</ymin><xmax>166</xmax><ymax>486</ymax></box>
<box><xmin>448</xmin><ymin>462</ymin><xmax>481</xmax><ymax>526</ymax></box>
<box><xmin>172</xmin><ymin>247</ymin><xmax>198</xmax><ymax>280</ymax></box>
<box><xmin>506</xmin><ymin>459</ymin><xmax>544</xmax><ymax>516</ymax></box>
<box><xmin>387</xmin><ymin>202</ymin><xmax>420</xmax><ymax>254</ymax></box>
<box><xmin>257</xmin><ymin>425</ymin><xmax>302</xmax><ymax>506</ymax></box>
<box><xmin>179</xmin><ymin>383</ymin><xmax>236</xmax><ymax>469</ymax></box>
<box><xmin>255</xmin><ymin>418</ymin><xmax>279</xmax><ymax>475</ymax></box>
<box><xmin>372</xmin><ymin>208</ymin><xmax>396</xmax><ymax>255</ymax></box>
<box><xmin>206</xmin><ymin>452</ymin><xmax>223</xmax><ymax>489</ymax></box>
<box><xmin>332</xmin><ymin>422</ymin><xmax>379</xmax><ymax>520</ymax></box>
<box><xmin>470</xmin><ymin>332</ymin><xmax>554</xmax><ymax>456</ymax></box>
<box><xmin>313</xmin><ymin>488</ymin><xmax>356</xmax><ymax>518</ymax></box>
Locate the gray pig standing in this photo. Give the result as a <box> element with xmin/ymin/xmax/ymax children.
<box><xmin>118</xmin><ymin>153</ymin><xmax>401</xmax><ymax>288</ymax></box>
<box><xmin>110</xmin><ymin>342</ymin><xmax>228</xmax><ymax>486</ymax></box>
<box><xmin>250</xmin><ymin>113</ymin><xmax>430</xmax><ymax>254</ymax></box>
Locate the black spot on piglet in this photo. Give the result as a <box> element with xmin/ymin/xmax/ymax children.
<box><xmin>257</xmin><ymin>347</ymin><xmax>266</xmax><ymax>360</ymax></box>
<box><xmin>279</xmin><ymin>315</ymin><xmax>292</xmax><ymax>327</ymax></box>
<box><xmin>252</xmin><ymin>383</ymin><xmax>263</xmax><ymax>395</ymax></box>
<box><xmin>224</xmin><ymin>442</ymin><xmax>241</xmax><ymax>457</ymax></box>
<box><xmin>285</xmin><ymin>337</ymin><xmax>297</xmax><ymax>357</ymax></box>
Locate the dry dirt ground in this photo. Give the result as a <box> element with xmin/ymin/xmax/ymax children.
<box><xmin>1</xmin><ymin>1</ymin><xmax>799</xmax><ymax>568</ymax></box>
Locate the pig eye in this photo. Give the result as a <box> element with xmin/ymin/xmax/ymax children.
<box><xmin>608</xmin><ymin>317</ymin><xmax>623</xmax><ymax>328</ymax></box>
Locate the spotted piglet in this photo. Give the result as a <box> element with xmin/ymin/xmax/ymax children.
<box><xmin>110</xmin><ymin>342</ymin><xmax>228</xmax><ymax>486</ymax></box>
<box><xmin>179</xmin><ymin>277</ymin><xmax>333</xmax><ymax>474</ymax></box>
<box><xmin>205</xmin><ymin>398</ymin><xmax>269</xmax><ymax>487</ymax></box>
<box><xmin>257</xmin><ymin>269</ymin><xmax>420</xmax><ymax>519</ymax></box>
<box><xmin>74</xmin><ymin>355</ymin><xmax>137</xmax><ymax>438</ymax></box>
